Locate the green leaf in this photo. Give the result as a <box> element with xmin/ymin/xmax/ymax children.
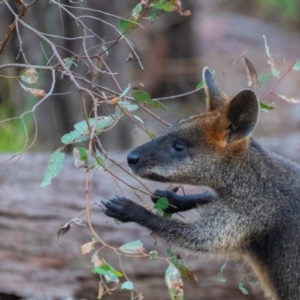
<box><xmin>238</xmin><ymin>280</ymin><xmax>249</xmax><ymax>295</ymax></box>
<box><xmin>63</xmin><ymin>57</ymin><xmax>75</xmax><ymax>69</ymax></box>
<box><xmin>165</xmin><ymin>264</ymin><xmax>184</xmax><ymax>300</ymax></box>
<box><xmin>149</xmin><ymin>132</ymin><xmax>157</xmax><ymax>140</ymax></box>
<box><xmin>121</xmin><ymin>281</ymin><xmax>134</xmax><ymax>291</ymax></box>
<box><xmin>132</xmin><ymin>3</ymin><xmax>142</xmax><ymax>16</ymax></box>
<box><xmin>270</xmin><ymin>65</ymin><xmax>280</xmax><ymax>79</ymax></box>
<box><xmin>119</xmin><ymin>18</ymin><xmax>139</xmax><ymax>36</ymax></box>
<box><xmin>149</xmin><ymin>250</ymin><xmax>158</xmax><ymax>259</ymax></box>
<box><xmin>110</xmin><ymin>269</ymin><xmax>123</xmax><ymax>277</ymax></box>
<box><xmin>120</xmin><ymin>84</ymin><xmax>131</xmax><ymax>98</ymax></box>
<box><xmin>20</xmin><ymin>68</ymin><xmax>39</xmax><ymax>84</ymax></box>
<box><xmin>167</xmin><ymin>248</ymin><xmax>178</xmax><ymax>265</ymax></box>
<box><xmin>61</xmin><ymin>116</ymin><xmax>117</xmax><ymax>144</ymax></box>
<box><xmin>119</xmin><ymin>240</ymin><xmax>144</xmax><ymax>254</ymax></box>
<box><xmin>118</xmin><ymin>101</ymin><xmax>138</xmax><ymax>112</ymax></box>
<box><xmin>132</xmin><ymin>91</ymin><xmax>167</xmax><ymax>111</ymax></box>
<box><xmin>95</xmin><ymin>149</ymin><xmax>105</xmax><ymax>168</ymax></box>
<box><xmin>73</xmin><ymin>147</ymin><xmax>89</xmax><ymax>168</ymax></box>
<box><xmin>61</xmin><ymin>130</ymin><xmax>89</xmax><ymax>144</ymax></box>
<box><xmin>163</xmin><ymin>212</ymin><xmax>172</xmax><ymax>218</ymax></box>
<box><xmin>93</xmin><ymin>263</ymin><xmax>123</xmax><ymax>283</ymax></box>
<box><xmin>167</xmin><ymin>248</ymin><xmax>198</xmax><ymax>282</ymax></box>
<box><xmin>102</xmin><ymin>45</ymin><xmax>109</xmax><ymax>56</ymax></box>
<box><xmin>196</xmin><ymin>80</ymin><xmax>204</xmax><ymax>89</ymax></box>
<box><xmin>249</xmin><ymin>280</ymin><xmax>260</xmax><ymax>286</ymax></box>
<box><xmin>151</xmin><ymin>0</ymin><xmax>173</xmax><ymax>12</ymax></box>
<box><xmin>93</xmin><ymin>264</ymin><xmax>110</xmax><ymax>275</ymax></box>
<box><xmin>80</xmin><ymin>117</ymin><xmax>114</xmax><ymax>132</ymax></box>
<box><xmin>258</xmin><ymin>73</ymin><xmax>271</xmax><ymax>88</ymax></box>
<box><xmin>218</xmin><ymin>262</ymin><xmax>227</xmax><ymax>282</ymax></box>
<box><xmin>154</xmin><ymin>197</ymin><xmax>169</xmax><ymax>210</ymax></box>
<box><xmin>131</xmin><ymin>115</ymin><xmax>144</xmax><ymax>124</ymax></box>
<box><xmin>40</xmin><ymin>149</ymin><xmax>65</xmax><ymax>187</ymax></box>
<box><xmin>259</xmin><ymin>102</ymin><xmax>275</xmax><ymax>112</ymax></box>
<box><xmin>103</xmin><ymin>271</ymin><xmax>119</xmax><ymax>283</ymax></box>
<box><xmin>292</xmin><ymin>60</ymin><xmax>300</xmax><ymax>71</ymax></box>
<box><xmin>146</xmin><ymin>10</ymin><xmax>158</xmax><ymax>22</ymax></box>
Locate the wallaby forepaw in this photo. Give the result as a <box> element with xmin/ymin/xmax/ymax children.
<box><xmin>101</xmin><ymin>196</ymin><xmax>144</xmax><ymax>223</ymax></box>
<box><xmin>151</xmin><ymin>189</ymin><xmax>178</xmax><ymax>203</ymax></box>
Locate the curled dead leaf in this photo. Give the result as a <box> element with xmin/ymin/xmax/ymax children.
<box><xmin>19</xmin><ymin>81</ymin><xmax>46</xmax><ymax>97</ymax></box>
<box><xmin>178</xmin><ymin>9</ymin><xmax>191</xmax><ymax>16</ymax></box>
<box><xmin>20</xmin><ymin>68</ymin><xmax>39</xmax><ymax>84</ymax></box>
<box><xmin>91</xmin><ymin>58</ymin><xmax>102</xmax><ymax>87</ymax></box>
<box><xmin>133</xmin><ymin>83</ymin><xmax>144</xmax><ymax>90</ymax></box>
<box><xmin>81</xmin><ymin>241</ymin><xmax>94</xmax><ymax>255</ymax></box>
<box><xmin>57</xmin><ymin>223</ymin><xmax>70</xmax><ymax>238</ymax></box>
<box><xmin>29</xmin><ymin>88</ymin><xmax>46</xmax><ymax>97</ymax></box>
<box><xmin>107</xmin><ymin>96</ymin><xmax>119</xmax><ymax>104</ymax></box>
<box><xmin>98</xmin><ymin>281</ymin><xmax>104</xmax><ymax>299</ymax></box>
<box><xmin>126</xmin><ymin>52</ymin><xmax>134</xmax><ymax>62</ymax></box>
<box><xmin>91</xmin><ymin>252</ymin><xmax>104</xmax><ymax>267</ymax></box>
<box><xmin>244</xmin><ymin>56</ymin><xmax>258</xmax><ymax>91</ymax></box>
<box><xmin>91</xmin><ymin>66</ymin><xmax>99</xmax><ymax>88</ymax></box>
<box><xmin>57</xmin><ymin>217</ymin><xmax>86</xmax><ymax>239</ymax></box>
<box><xmin>173</xmin><ymin>0</ymin><xmax>191</xmax><ymax>16</ymax></box>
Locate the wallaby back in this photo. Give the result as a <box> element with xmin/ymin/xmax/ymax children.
<box><xmin>106</xmin><ymin>68</ymin><xmax>300</xmax><ymax>300</ymax></box>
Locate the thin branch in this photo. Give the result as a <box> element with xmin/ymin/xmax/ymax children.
<box><xmin>0</xmin><ymin>63</ymin><xmax>54</xmax><ymax>71</ymax></box>
<box><xmin>0</xmin><ymin>0</ymin><xmax>29</xmax><ymax>56</ymax></box>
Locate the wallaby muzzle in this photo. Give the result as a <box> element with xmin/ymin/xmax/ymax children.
<box><xmin>127</xmin><ymin>151</ymin><xmax>140</xmax><ymax>167</ymax></box>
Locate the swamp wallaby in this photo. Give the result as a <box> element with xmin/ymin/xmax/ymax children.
<box><xmin>101</xmin><ymin>67</ymin><xmax>300</xmax><ymax>300</ymax></box>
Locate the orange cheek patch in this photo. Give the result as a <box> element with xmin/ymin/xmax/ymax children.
<box><xmin>203</xmin><ymin>124</ymin><xmax>227</xmax><ymax>149</ymax></box>
<box><xmin>203</xmin><ymin>122</ymin><xmax>250</xmax><ymax>154</ymax></box>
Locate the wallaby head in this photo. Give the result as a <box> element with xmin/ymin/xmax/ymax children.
<box><xmin>127</xmin><ymin>67</ymin><xmax>259</xmax><ymax>187</ymax></box>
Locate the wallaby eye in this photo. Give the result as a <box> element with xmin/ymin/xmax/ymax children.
<box><xmin>172</xmin><ymin>141</ymin><xmax>186</xmax><ymax>152</ymax></box>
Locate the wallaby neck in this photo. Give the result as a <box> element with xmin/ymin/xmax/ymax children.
<box><xmin>211</xmin><ymin>138</ymin><xmax>300</xmax><ymax>199</ymax></box>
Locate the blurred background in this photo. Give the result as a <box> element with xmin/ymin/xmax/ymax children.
<box><xmin>0</xmin><ymin>0</ymin><xmax>300</xmax><ymax>299</ymax></box>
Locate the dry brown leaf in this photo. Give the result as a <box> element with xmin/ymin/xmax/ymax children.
<box><xmin>107</xmin><ymin>96</ymin><xmax>119</xmax><ymax>104</ymax></box>
<box><xmin>126</xmin><ymin>52</ymin><xmax>133</xmax><ymax>62</ymax></box>
<box><xmin>19</xmin><ymin>81</ymin><xmax>46</xmax><ymax>97</ymax></box>
<box><xmin>98</xmin><ymin>281</ymin><xmax>104</xmax><ymax>299</ymax></box>
<box><xmin>81</xmin><ymin>242</ymin><xmax>94</xmax><ymax>255</ymax></box>
<box><xmin>244</xmin><ymin>56</ymin><xmax>258</xmax><ymax>91</ymax></box>
<box><xmin>21</xmin><ymin>68</ymin><xmax>39</xmax><ymax>84</ymax></box>
<box><xmin>132</xmin><ymin>83</ymin><xmax>144</xmax><ymax>90</ymax></box>
<box><xmin>178</xmin><ymin>9</ymin><xmax>191</xmax><ymax>16</ymax></box>
<box><xmin>91</xmin><ymin>253</ymin><xmax>104</xmax><ymax>267</ymax></box>
<box><xmin>57</xmin><ymin>217</ymin><xmax>86</xmax><ymax>239</ymax></box>
<box><xmin>91</xmin><ymin>57</ymin><xmax>102</xmax><ymax>87</ymax></box>
<box><xmin>57</xmin><ymin>223</ymin><xmax>71</xmax><ymax>238</ymax></box>
<box><xmin>91</xmin><ymin>66</ymin><xmax>99</xmax><ymax>88</ymax></box>
<box><xmin>137</xmin><ymin>294</ymin><xmax>145</xmax><ymax>300</ymax></box>
<box><xmin>173</xmin><ymin>0</ymin><xmax>191</xmax><ymax>16</ymax></box>
<box><xmin>28</xmin><ymin>88</ymin><xmax>46</xmax><ymax>97</ymax></box>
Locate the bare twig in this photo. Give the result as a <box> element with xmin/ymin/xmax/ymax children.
<box><xmin>0</xmin><ymin>0</ymin><xmax>29</xmax><ymax>56</ymax></box>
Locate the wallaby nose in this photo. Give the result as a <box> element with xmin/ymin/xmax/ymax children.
<box><xmin>127</xmin><ymin>152</ymin><xmax>140</xmax><ymax>167</ymax></box>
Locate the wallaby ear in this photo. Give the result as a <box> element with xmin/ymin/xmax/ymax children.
<box><xmin>223</xmin><ymin>89</ymin><xmax>259</xmax><ymax>143</ymax></box>
<box><xmin>203</xmin><ymin>67</ymin><xmax>226</xmax><ymax>111</ymax></box>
